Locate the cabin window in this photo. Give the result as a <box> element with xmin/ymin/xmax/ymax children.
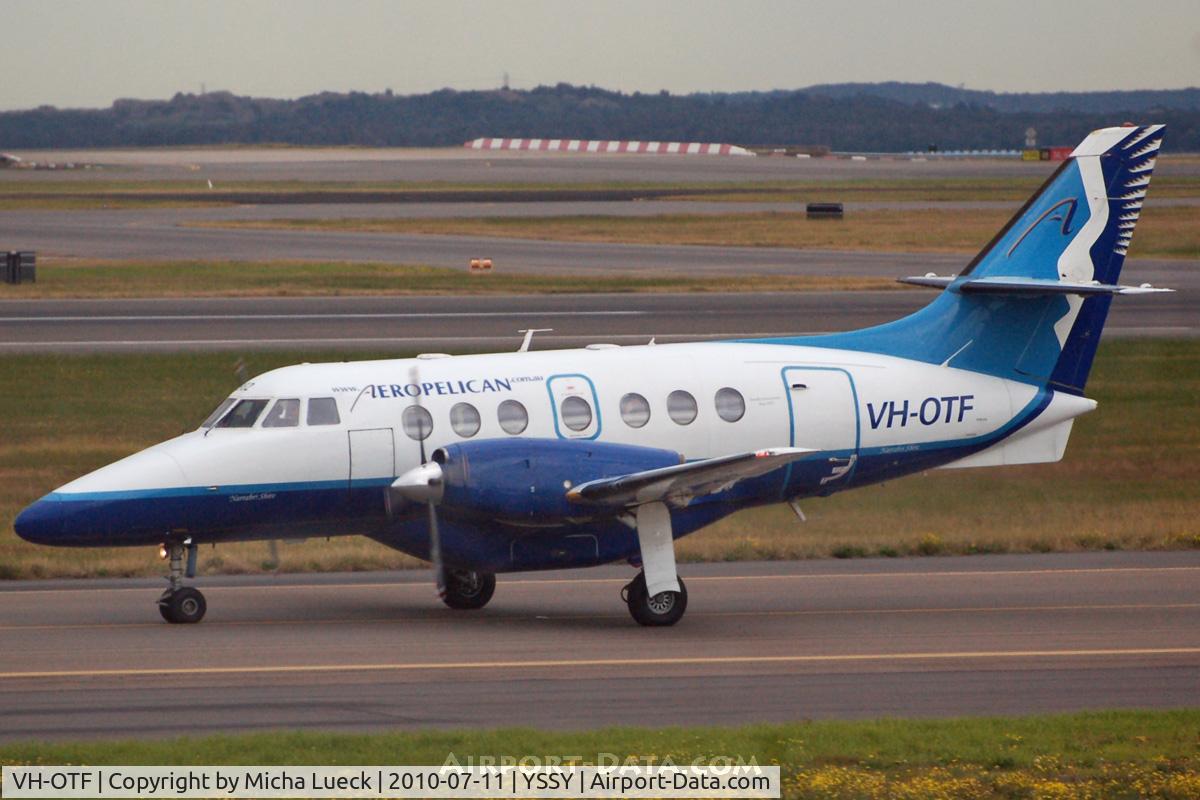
<box><xmin>201</xmin><ymin>398</ymin><xmax>235</xmax><ymax>428</ymax></box>
<box><xmin>667</xmin><ymin>390</ymin><xmax>698</xmax><ymax>425</ymax></box>
<box><xmin>215</xmin><ymin>398</ymin><xmax>268</xmax><ymax>428</ymax></box>
<box><xmin>262</xmin><ymin>398</ymin><xmax>301</xmax><ymax>428</ymax></box>
<box><xmin>619</xmin><ymin>393</ymin><xmax>651</xmax><ymax>428</ymax></box>
<box><xmin>402</xmin><ymin>405</ymin><xmax>434</xmax><ymax>440</ymax></box>
<box><xmin>714</xmin><ymin>387</ymin><xmax>746</xmax><ymax>423</ymax></box>
<box><xmin>450</xmin><ymin>402</ymin><xmax>481</xmax><ymax>438</ymax></box>
<box><xmin>560</xmin><ymin>395</ymin><xmax>593</xmax><ymax>432</ymax></box>
<box><xmin>497</xmin><ymin>399</ymin><xmax>529</xmax><ymax>435</ymax></box>
<box><xmin>307</xmin><ymin>397</ymin><xmax>340</xmax><ymax>426</ymax></box>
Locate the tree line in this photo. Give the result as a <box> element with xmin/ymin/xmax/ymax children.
<box><xmin>2</xmin><ymin>83</ymin><xmax>1197</xmax><ymax>151</ymax></box>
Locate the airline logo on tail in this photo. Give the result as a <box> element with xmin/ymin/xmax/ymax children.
<box><xmin>1110</xmin><ymin>125</ymin><xmax>1164</xmax><ymax>257</ymax></box>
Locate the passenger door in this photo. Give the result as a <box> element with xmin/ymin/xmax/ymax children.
<box><xmin>782</xmin><ymin>367</ymin><xmax>860</xmax><ymax>485</ymax></box>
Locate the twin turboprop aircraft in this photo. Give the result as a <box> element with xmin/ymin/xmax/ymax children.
<box><xmin>15</xmin><ymin>125</ymin><xmax>1172</xmax><ymax>626</ymax></box>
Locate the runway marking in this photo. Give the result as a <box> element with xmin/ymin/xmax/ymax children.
<box><xmin>2</xmin><ymin>602</ymin><xmax>1197</xmax><ymax>632</ymax></box>
<box><xmin>4</xmin><ymin>565</ymin><xmax>1198</xmax><ymax>595</ymax></box>
<box><xmin>0</xmin><ymin>334</ymin><xmax>794</xmax><ymax>349</ymax></box>
<box><xmin>3</xmin><ymin>647</ymin><xmax>1199</xmax><ymax>681</ymax></box>
<box><xmin>0</xmin><ymin>311</ymin><xmax>647</xmax><ymax>323</ymax></box>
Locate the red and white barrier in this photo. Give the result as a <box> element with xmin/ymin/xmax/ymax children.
<box><xmin>465</xmin><ymin>138</ymin><xmax>753</xmax><ymax>156</ymax></box>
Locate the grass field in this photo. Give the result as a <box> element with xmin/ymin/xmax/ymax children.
<box><xmin>0</xmin><ymin>259</ymin><xmax>901</xmax><ymax>299</ymax></box>
<box><xmin>3</xmin><ymin>173</ymin><xmax>1197</xmax><ymax>208</ymax></box>
<box><xmin>1</xmin><ymin>338</ymin><xmax>1196</xmax><ymax>580</ymax></box>
<box><xmin>196</xmin><ymin>204</ymin><xmax>1198</xmax><ymax>260</ymax></box>
<box><xmin>2</xmin><ymin>710</ymin><xmax>1198</xmax><ymax>798</ymax></box>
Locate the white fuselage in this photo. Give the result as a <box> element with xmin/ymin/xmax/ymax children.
<box><xmin>60</xmin><ymin>340</ymin><xmax>1066</xmax><ymax>499</ymax></box>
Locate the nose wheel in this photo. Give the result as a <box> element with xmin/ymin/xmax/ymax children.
<box><xmin>623</xmin><ymin>571</ymin><xmax>687</xmax><ymax>626</ymax></box>
<box><xmin>158</xmin><ymin>539</ymin><xmax>206</xmax><ymax>624</ymax></box>
<box><xmin>159</xmin><ymin>586</ymin><xmax>207</xmax><ymax>624</ymax></box>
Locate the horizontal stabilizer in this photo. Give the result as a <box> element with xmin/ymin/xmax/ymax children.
<box><xmin>566</xmin><ymin>447</ymin><xmax>812</xmax><ymax>508</ymax></box>
<box><xmin>899</xmin><ymin>275</ymin><xmax>1173</xmax><ymax>296</ymax></box>
<box><xmin>897</xmin><ymin>275</ymin><xmax>956</xmax><ymax>289</ymax></box>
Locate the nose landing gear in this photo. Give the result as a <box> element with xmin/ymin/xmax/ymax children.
<box><xmin>158</xmin><ymin>539</ymin><xmax>207</xmax><ymax>624</ymax></box>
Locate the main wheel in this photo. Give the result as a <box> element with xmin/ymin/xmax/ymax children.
<box><xmin>441</xmin><ymin>570</ymin><xmax>496</xmax><ymax>610</ymax></box>
<box><xmin>624</xmin><ymin>572</ymin><xmax>687</xmax><ymax>626</ymax></box>
<box><xmin>158</xmin><ymin>587</ymin><xmax>207</xmax><ymax>624</ymax></box>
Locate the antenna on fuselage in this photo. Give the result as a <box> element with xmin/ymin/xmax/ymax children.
<box><xmin>233</xmin><ymin>357</ymin><xmax>249</xmax><ymax>386</ymax></box>
<box><xmin>517</xmin><ymin>328</ymin><xmax>552</xmax><ymax>352</ymax></box>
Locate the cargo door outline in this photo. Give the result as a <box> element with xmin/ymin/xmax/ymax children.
<box><xmin>546</xmin><ymin>373</ymin><xmax>602</xmax><ymax>440</ymax></box>
<box><xmin>781</xmin><ymin>366</ymin><xmax>860</xmax><ymax>486</ymax></box>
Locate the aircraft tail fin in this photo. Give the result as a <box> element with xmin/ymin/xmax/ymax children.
<box><xmin>785</xmin><ymin>124</ymin><xmax>1167</xmax><ymax>394</ymax></box>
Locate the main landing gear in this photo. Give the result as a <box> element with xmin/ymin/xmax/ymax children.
<box><xmin>623</xmin><ymin>501</ymin><xmax>688</xmax><ymax>626</ymax></box>
<box><xmin>440</xmin><ymin>569</ymin><xmax>496</xmax><ymax>610</ymax></box>
<box><xmin>158</xmin><ymin>539</ymin><xmax>206</xmax><ymax>624</ymax></box>
<box><xmin>623</xmin><ymin>572</ymin><xmax>688</xmax><ymax>626</ymax></box>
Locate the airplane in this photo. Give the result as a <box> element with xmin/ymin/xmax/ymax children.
<box><xmin>14</xmin><ymin>125</ymin><xmax>1173</xmax><ymax>626</ymax></box>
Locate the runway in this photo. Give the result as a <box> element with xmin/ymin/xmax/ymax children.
<box><xmin>3</xmin><ymin>205</ymin><xmax>978</xmax><ymax>275</ymax></box>
<box><xmin>1</xmin><ymin>149</ymin><xmax>1193</xmax><ymax>351</ymax></box>
<box><xmin>0</xmin><ymin>147</ymin><xmax>1070</xmax><ymax>184</ymax></box>
<box><xmin>6</xmin><ymin>146</ymin><xmax>1199</xmax><ymax>184</ymax></box>
<box><xmin>2</xmin><ymin>552</ymin><xmax>1197</xmax><ymax>741</ymax></box>
<box><xmin>0</xmin><ymin>291</ymin><xmax>1194</xmax><ymax>352</ymax></box>
<box><xmin>1</xmin><ymin>206</ymin><xmax>1192</xmax><ymax>288</ymax></box>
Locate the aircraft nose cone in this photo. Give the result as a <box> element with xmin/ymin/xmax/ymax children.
<box><xmin>13</xmin><ymin>494</ymin><xmax>65</xmax><ymax>545</ymax></box>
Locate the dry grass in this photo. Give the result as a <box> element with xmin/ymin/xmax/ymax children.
<box><xmin>0</xmin><ymin>259</ymin><xmax>902</xmax><ymax>299</ymax></box>
<box><xmin>196</xmin><ymin>205</ymin><xmax>1198</xmax><ymax>260</ymax></box>
<box><xmin>1</xmin><ymin>339</ymin><xmax>1196</xmax><ymax>580</ymax></box>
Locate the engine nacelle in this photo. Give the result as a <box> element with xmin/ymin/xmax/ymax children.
<box><xmin>432</xmin><ymin>438</ymin><xmax>681</xmax><ymax>521</ymax></box>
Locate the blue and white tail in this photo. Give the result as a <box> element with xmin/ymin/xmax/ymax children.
<box><xmin>794</xmin><ymin>124</ymin><xmax>1168</xmax><ymax>394</ymax></box>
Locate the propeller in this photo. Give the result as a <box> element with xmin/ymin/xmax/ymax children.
<box><xmin>390</xmin><ymin>365</ymin><xmax>447</xmax><ymax>599</ymax></box>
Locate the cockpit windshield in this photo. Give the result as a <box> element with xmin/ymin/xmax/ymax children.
<box><xmin>200</xmin><ymin>398</ymin><xmax>236</xmax><ymax>429</ymax></box>
<box><xmin>262</xmin><ymin>398</ymin><xmax>301</xmax><ymax>428</ymax></box>
<box><xmin>214</xmin><ymin>398</ymin><xmax>269</xmax><ymax>428</ymax></box>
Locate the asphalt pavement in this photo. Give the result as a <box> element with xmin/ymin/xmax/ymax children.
<box><xmin>2</xmin><ymin>552</ymin><xmax>1197</xmax><ymax>741</ymax></box>
<box><xmin>0</xmin><ymin>291</ymin><xmax>1193</xmax><ymax>352</ymax></box>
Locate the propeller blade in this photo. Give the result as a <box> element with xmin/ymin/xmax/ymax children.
<box><xmin>428</xmin><ymin>498</ymin><xmax>446</xmax><ymax>599</ymax></box>
<box><xmin>408</xmin><ymin>363</ymin><xmax>445</xmax><ymax>599</ymax></box>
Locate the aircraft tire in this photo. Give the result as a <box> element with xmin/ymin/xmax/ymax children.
<box><xmin>441</xmin><ymin>570</ymin><xmax>496</xmax><ymax>610</ymax></box>
<box><xmin>625</xmin><ymin>572</ymin><xmax>687</xmax><ymax>626</ymax></box>
<box><xmin>159</xmin><ymin>587</ymin><xmax>207</xmax><ymax>624</ymax></box>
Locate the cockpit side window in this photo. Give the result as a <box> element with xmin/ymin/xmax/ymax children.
<box><xmin>214</xmin><ymin>398</ymin><xmax>268</xmax><ymax>428</ymax></box>
<box><xmin>262</xmin><ymin>398</ymin><xmax>301</xmax><ymax>428</ymax></box>
<box><xmin>307</xmin><ymin>397</ymin><xmax>341</xmax><ymax>426</ymax></box>
<box><xmin>201</xmin><ymin>398</ymin><xmax>236</xmax><ymax>429</ymax></box>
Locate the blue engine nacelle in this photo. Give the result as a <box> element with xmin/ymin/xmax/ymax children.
<box><xmin>432</xmin><ymin>438</ymin><xmax>681</xmax><ymax>521</ymax></box>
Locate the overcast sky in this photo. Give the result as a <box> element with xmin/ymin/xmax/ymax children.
<box><xmin>4</xmin><ymin>0</ymin><xmax>1197</xmax><ymax>110</ymax></box>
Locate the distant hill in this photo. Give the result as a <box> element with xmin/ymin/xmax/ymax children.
<box><xmin>795</xmin><ymin>82</ymin><xmax>1200</xmax><ymax>114</ymax></box>
<box><xmin>2</xmin><ymin>83</ymin><xmax>1197</xmax><ymax>151</ymax></box>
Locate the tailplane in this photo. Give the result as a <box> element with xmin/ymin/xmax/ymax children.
<box><xmin>786</xmin><ymin>124</ymin><xmax>1169</xmax><ymax>394</ymax></box>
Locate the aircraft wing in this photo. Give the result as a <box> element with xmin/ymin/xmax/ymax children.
<box><xmin>565</xmin><ymin>447</ymin><xmax>812</xmax><ymax>509</ymax></box>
